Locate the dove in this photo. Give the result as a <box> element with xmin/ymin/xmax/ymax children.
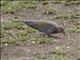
<box><xmin>14</xmin><ymin>20</ymin><xmax>65</xmax><ymax>36</ymax></box>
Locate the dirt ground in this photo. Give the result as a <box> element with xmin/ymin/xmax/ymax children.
<box><xmin>1</xmin><ymin>33</ymin><xmax>80</xmax><ymax>60</ymax></box>
<box><xmin>1</xmin><ymin>1</ymin><xmax>80</xmax><ymax>60</ymax></box>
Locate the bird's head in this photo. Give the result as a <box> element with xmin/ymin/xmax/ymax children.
<box><xmin>58</xmin><ymin>25</ymin><xmax>65</xmax><ymax>35</ymax></box>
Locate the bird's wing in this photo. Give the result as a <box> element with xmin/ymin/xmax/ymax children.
<box><xmin>20</xmin><ymin>20</ymin><xmax>55</xmax><ymax>33</ymax></box>
<box><xmin>36</xmin><ymin>22</ymin><xmax>56</xmax><ymax>33</ymax></box>
<box><xmin>13</xmin><ymin>20</ymin><xmax>57</xmax><ymax>33</ymax></box>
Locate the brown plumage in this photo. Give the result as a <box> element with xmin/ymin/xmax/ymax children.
<box><xmin>14</xmin><ymin>20</ymin><xmax>65</xmax><ymax>36</ymax></box>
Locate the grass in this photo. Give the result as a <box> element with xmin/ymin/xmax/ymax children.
<box><xmin>1</xmin><ymin>0</ymin><xmax>80</xmax><ymax>14</ymax></box>
<box><xmin>34</xmin><ymin>48</ymin><xmax>68</xmax><ymax>60</ymax></box>
<box><xmin>66</xmin><ymin>22</ymin><xmax>80</xmax><ymax>33</ymax></box>
<box><xmin>1</xmin><ymin>21</ymin><xmax>35</xmax><ymax>46</ymax></box>
<box><xmin>65</xmin><ymin>1</ymin><xmax>80</xmax><ymax>6</ymax></box>
<box><xmin>1</xmin><ymin>21</ymin><xmax>55</xmax><ymax>47</ymax></box>
<box><xmin>1</xmin><ymin>19</ymin><xmax>80</xmax><ymax>47</ymax></box>
<box><xmin>1</xmin><ymin>0</ymin><xmax>80</xmax><ymax>46</ymax></box>
<box><xmin>42</xmin><ymin>8</ymin><xmax>80</xmax><ymax>19</ymax></box>
<box><xmin>1</xmin><ymin>1</ymin><xmax>79</xmax><ymax>60</ymax></box>
<box><xmin>54</xmin><ymin>13</ymin><xmax>80</xmax><ymax>19</ymax></box>
<box><xmin>1</xmin><ymin>1</ymin><xmax>37</xmax><ymax>14</ymax></box>
<box><xmin>50</xmin><ymin>48</ymin><xmax>68</xmax><ymax>60</ymax></box>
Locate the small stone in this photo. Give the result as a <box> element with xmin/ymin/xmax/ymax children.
<box><xmin>55</xmin><ymin>47</ymin><xmax>59</xmax><ymax>49</ymax></box>
<box><xmin>32</xmin><ymin>41</ymin><xmax>36</xmax><ymax>44</ymax></box>
<box><xmin>5</xmin><ymin>43</ymin><xmax>8</xmax><ymax>46</ymax></box>
<box><xmin>67</xmin><ymin>46</ymin><xmax>70</xmax><ymax>49</ymax></box>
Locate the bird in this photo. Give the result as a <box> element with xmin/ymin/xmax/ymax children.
<box><xmin>14</xmin><ymin>20</ymin><xmax>65</xmax><ymax>36</ymax></box>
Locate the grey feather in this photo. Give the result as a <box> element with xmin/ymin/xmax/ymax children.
<box><xmin>14</xmin><ymin>20</ymin><xmax>65</xmax><ymax>36</ymax></box>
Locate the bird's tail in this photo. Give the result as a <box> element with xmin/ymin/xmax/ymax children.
<box><xmin>13</xmin><ymin>20</ymin><xmax>38</xmax><ymax>28</ymax></box>
<box><xmin>13</xmin><ymin>20</ymin><xmax>31</xmax><ymax>23</ymax></box>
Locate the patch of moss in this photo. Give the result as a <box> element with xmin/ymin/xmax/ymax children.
<box><xmin>1</xmin><ymin>1</ymin><xmax>37</xmax><ymax>14</ymax></box>
<box><xmin>66</xmin><ymin>22</ymin><xmax>80</xmax><ymax>33</ymax></box>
